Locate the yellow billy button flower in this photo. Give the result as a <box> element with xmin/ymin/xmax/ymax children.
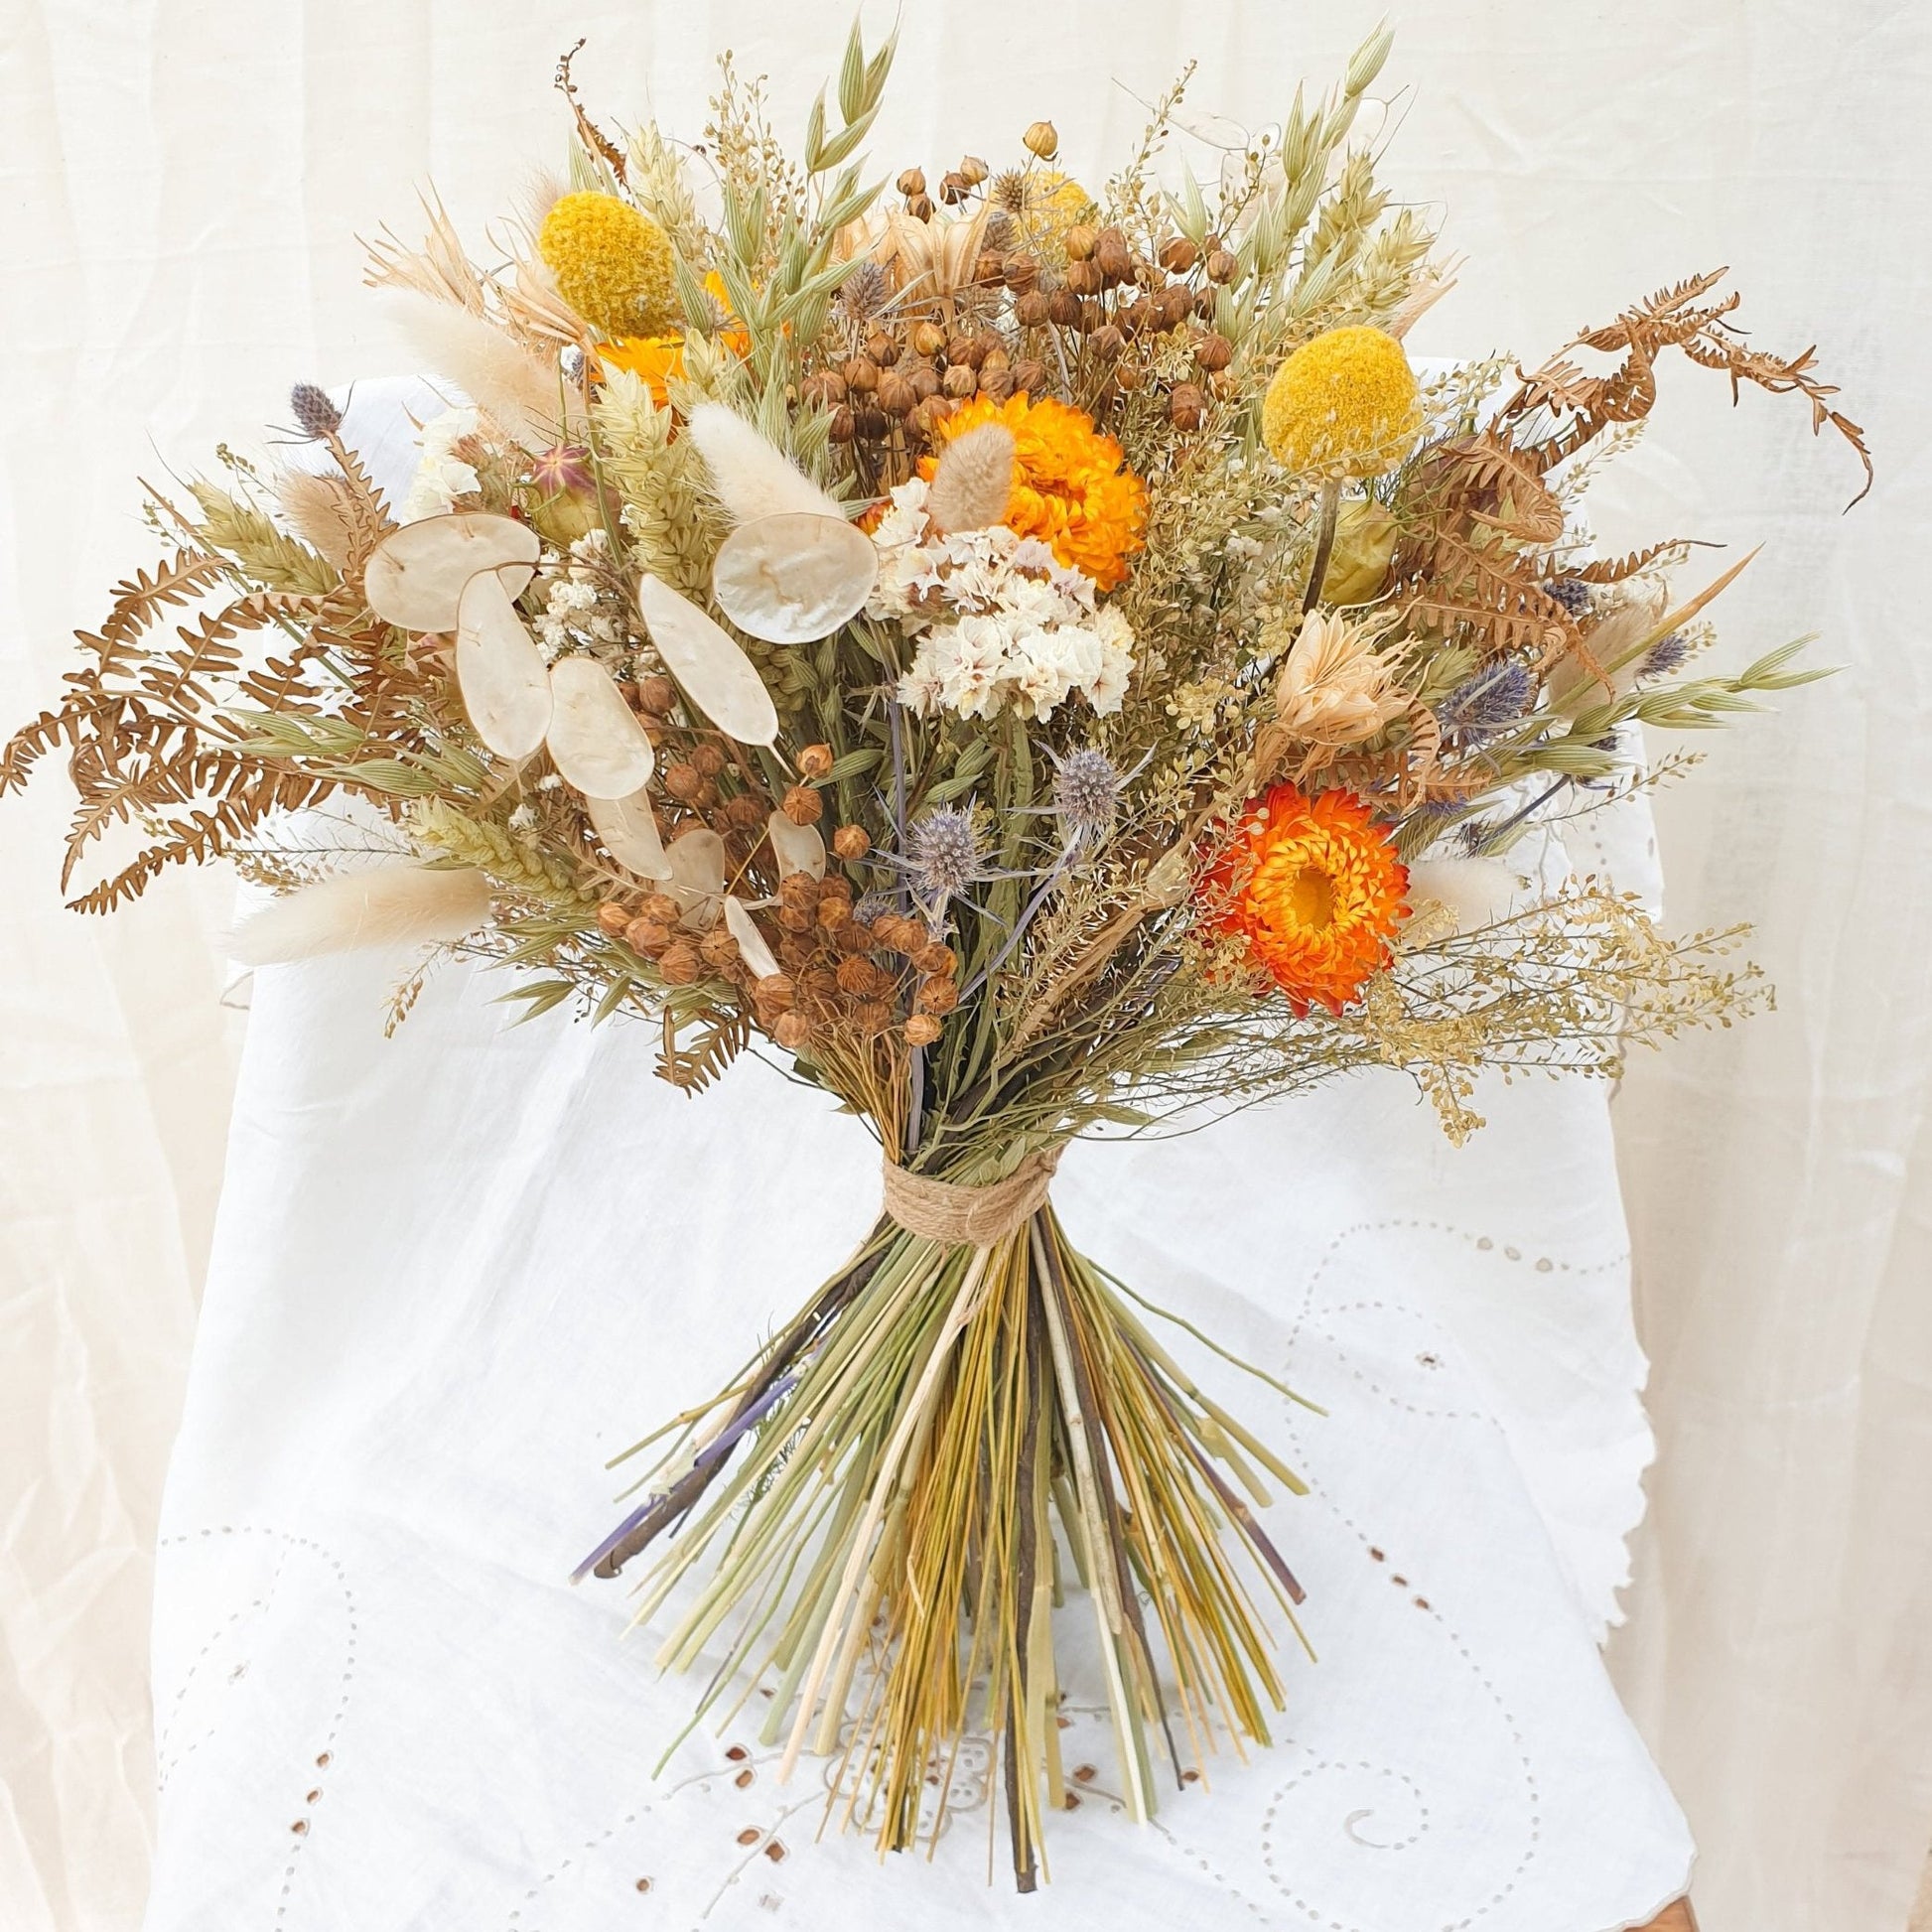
<box><xmin>1263</xmin><ymin>326</ymin><xmax>1424</xmax><ymax>482</ymax></box>
<box><xmin>537</xmin><ymin>192</ymin><xmax>677</xmax><ymax>341</ymax></box>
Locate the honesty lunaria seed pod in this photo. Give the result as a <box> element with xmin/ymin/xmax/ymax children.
<box><xmin>664</xmin><ymin>828</ymin><xmax>728</xmax><ymax>928</ymax></box>
<box><xmin>711</xmin><ymin>513</ymin><xmax>878</xmax><ymax>646</ymax></box>
<box><xmin>632</xmin><ymin>574</ymin><xmax>779</xmax><ymax>745</ymax></box>
<box><xmin>455</xmin><ymin>568</ymin><xmax>551</xmax><ymax>760</ymax></box>
<box><xmin>723</xmin><ymin>896</ymin><xmax>781</xmax><ymax>979</ymax></box>
<box><xmin>586</xmin><ymin>786</ymin><xmax>672</xmax><ymax>880</ymax></box>
<box><xmin>545</xmin><ymin>656</ymin><xmax>657</xmax><ymax>797</ymax></box>
<box><xmin>365</xmin><ymin>512</ymin><xmax>540</xmax><ymax>633</ymax></box>
<box><xmin>767</xmin><ymin>809</ymin><xmax>827</xmax><ymax>881</ymax></box>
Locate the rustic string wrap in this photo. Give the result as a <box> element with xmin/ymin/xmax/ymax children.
<box><xmin>880</xmin><ymin>1147</ymin><xmax>1063</xmax><ymax>1246</ymax></box>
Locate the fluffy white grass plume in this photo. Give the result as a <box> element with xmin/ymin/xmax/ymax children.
<box><xmin>381</xmin><ymin>290</ymin><xmax>568</xmax><ymax>451</ymax></box>
<box><xmin>687</xmin><ymin>404</ymin><xmax>845</xmax><ymax>524</ymax></box>
<box><xmin>230</xmin><ymin>866</ymin><xmax>492</xmax><ymax>965</ymax></box>
<box><xmin>926</xmin><ymin>423</ymin><xmax>1015</xmax><ymax>534</ymax></box>
<box><xmin>273</xmin><ymin>470</ymin><xmax>357</xmax><ymax>569</ymax></box>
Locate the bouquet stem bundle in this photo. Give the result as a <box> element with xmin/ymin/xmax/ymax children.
<box><xmin>589</xmin><ymin>1162</ymin><xmax>1311</xmax><ymax>1884</ymax></box>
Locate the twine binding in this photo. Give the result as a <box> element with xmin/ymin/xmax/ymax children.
<box><xmin>881</xmin><ymin>1148</ymin><xmax>1062</xmax><ymax>1246</ymax></box>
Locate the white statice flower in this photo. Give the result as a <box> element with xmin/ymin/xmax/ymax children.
<box><xmin>402</xmin><ymin>405</ymin><xmax>483</xmax><ymax>522</ymax></box>
<box><xmin>872</xmin><ymin>487</ymin><xmax>1139</xmax><ymax>721</ymax></box>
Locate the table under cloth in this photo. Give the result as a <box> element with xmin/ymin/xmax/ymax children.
<box><xmin>140</xmin><ymin>382</ymin><xmax>1694</xmax><ymax>1932</ymax></box>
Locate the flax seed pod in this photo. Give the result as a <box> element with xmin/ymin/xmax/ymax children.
<box><xmin>780</xmin><ymin>784</ymin><xmax>823</xmax><ymax>826</ymax></box>
<box><xmin>1158</xmin><ymin>235</ymin><xmax>1198</xmax><ymax>273</ymax></box>
<box><xmin>1170</xmin><ymin>381</ymin><xmax>1208</xmax><ymax>430</ymax></box>
<box><xmin>753</xmin><ymin>972</ymin><xmax>793</xmax><ymax>1014</ymax></box>
<box><xmin>1094</xmin><ymin>229</ymin><xmax>1135</xmax><ymax>285</ymax></box>
<box><xmin>1023</xmin><ymin>120</ymin><xmax>1058</xmax><ymax>159</ymax></box>
<box><xmin>1205</xmin><ymin>246</ymin><xmax>1237</xmax><ymax>284</ymax></box>
<box><xmin>699</xmin><ymin>927</ymin><xmax>741</xmax><ymax>972</ymax></box>
<box><xmin>902</xmin><ymin>1013</ymin><xmax>943</xmax><ymax>1046</ymax></box>
<box><xmin>816</xmin><ymin>895</ymin><xmax>852</xmax><ymax>931</ymax></box>
<box><xmin>853</xmin><ymin>406</ymin><xmax>889</xmax><ymax>441</ymax></box>
<box><xmin>636</xmin><ymin>673</ymin><xmax>678</xmax><ymax>716</ymax></box>
<box><xmin>596</xmin><ymin>899</ymin><xmax>632</xmax><ymax>936</ymax></box>
<box><xmin>831</xmin><ymin>824</ymin><xmax>870</xmax><ymax>860</ymax></box>
<box><xmin>800</xmin><ymin>370</ymin><xmax>847</xmax><ymax>409</ymax></box>
<box><xmin>797</xmin><ymin>743</ymin><xmax>834</xmax><ymax>778</ymax></box>
<box><xmin>1045</xmin><ymin>287</ymin><xmax>1083</xmax><ymax>328</ymax></box>
<box><xmin>773</xmin><ymin>1012</ymin><xmax>812</xmax><ymax>1049</ymax></box>
<box><xmin>977</xmin><ymin>366</ymin><xmax>1015</xmax><ymax>402</ymax></box>
<box><xmin>777</xmin><ymin>903</ymin><xmax>815</xmax><ymax>934</ymax></box>
<box><xmin>835</xmin><ymin>955</ymin><xmax>880</xmax><ymax>997</ymax></box>
<box><xmin>835</xmin><ymin>918</ymin><xmax>875</xmax><ymax>955</ymax></box>
<box><xmin>1195</xmin><ymin>332</ymin><xmax>1234</xmax><ymax>372</ymax></box>
<box><xmin>1088</xmin><ymin>324</ymin><xmax>1125</xmax><ymax>361</ymax></box>
<box><xmin>844</xmin><ymin>356</ymin><xmax>880</xmax><ymax>394</ymax></box>
<box><xmin>656</xmin><ymin>939</ymin><xmax>703</xmax><ymax>985</ymax></box>
<box><xmin>1010</xmin><ymin>356</ymin><xmax>1047</xmax><ymax>394</ymax></box>
<box><xmin>1062</xmin><ymin>223</ymin><xmax>1097</xmax><ymax>262</ymax></box>
<box><xmin>853</xmin><ymin>1000</ymin><xmax>895</xmax><ymax>1036</ymax></box>
<box><xmin>916</xmin><ymin>975</ymin><xmax>960</xmax><ymax>1014</ymax></box>
<box><xmin>897</xmin><ymin>167</ymin><xmax>927</xmax><ymax>200</ymax></box>
<box><xmin>661</xmin><ymin>760</ymin><xmax>704</xmax><ymax>802</ymax></box>
<box><xmin>1004</xmin><ymin>255</ymin><xmax>1039</xmax><ymax>294</ymax></box>
<box><xmin>1062</xmin><ymin>258</ymin><xmax>1102</xmax><ymax>297</ymax></box>
<box><xmin>828</xmin><ymin>404</ymin><xmax>856</xmax><ymax>444</ymax></box>
<box><xmin>778</xmin><ymin>871</ymin><xmax>818</xmax><ymax>908</ymax></box>
<box><xmin>912</xmin><ymin>941</ymin><xmax>956</xmax><ymax>976</ymax></box>
<box><xmin>801</xmin><ymin>966</ymin><xmax>841</xmax><ymax>1008</ymax></box>
<box><xmin>723</xmin><ymin>791</ymin><xmax>766</xmax><ymax>833</ymax></box>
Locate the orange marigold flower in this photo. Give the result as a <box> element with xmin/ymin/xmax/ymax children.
<box><xmin>1205</xmin><ymin>782</ymin><xmax>1409</xmax><ymax>1015</ymax></box>
<box><xmin>921</xmin><ymin>392</ymin><xmax>1147</xmax><ymax>591</ymax></box>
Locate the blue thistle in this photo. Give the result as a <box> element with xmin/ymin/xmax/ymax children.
<box><xmin>1438</xmin><ymin>661</ymin><xmax>1536</xmax><ymax>739</ymax></box>
<box><xmin>1542</xmin><ymin>577</ymin><xmax>1590</xmax><ymax>618</ymax></box>
<box><xmin>1048</xmin><ymin>747</ymin><xmax>1124</xmax><ymax>850</ymax></box>
<box><xmin>1637</xmin><ymin>630</ymin><xmax>1690</xmax><ymax>681</ymax></box>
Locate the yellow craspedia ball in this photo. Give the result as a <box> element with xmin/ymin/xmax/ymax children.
<box><xmin>537</xmin><ymin>191</ymin><xmax>676</xmax><ymax>341</ymax></box>
<box><xmin>1262</xmin><ymin>326</ymin><xmax>1423</xmax><ymax>482</ymax></box>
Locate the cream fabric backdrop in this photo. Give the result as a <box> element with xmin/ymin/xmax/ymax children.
<box><xmin>1</xmin><ymin>2</ymin><xmax>1926</xmax><ymax>1928</ymax></box>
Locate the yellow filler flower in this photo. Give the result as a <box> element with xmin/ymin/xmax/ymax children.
<box><xmin>1263</xmin><ymin>326</ymin><xmax>1424</xmax><ymax>481</ymax></box>
<box><xmin>538</xmin><ymin>191</ymin><xmax>677</xmax><ymax>341</ymax></box>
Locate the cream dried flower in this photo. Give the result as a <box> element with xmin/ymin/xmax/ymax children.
<box><xmin>1274</xmin><ymin>610</ymin><xmax>1406</xmax><ymax>746</ymax></box>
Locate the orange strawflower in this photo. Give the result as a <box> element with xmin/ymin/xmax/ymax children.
<box><xmin>595</xmin><ymin>273</ymin><xmax>749</xmax><ymax>407</ymax></box>
<box><xmin>922</xmin><ymin>392</ymin><xmax>1148</xmax><ymax>591</ymax></box>
<box><xmin>1206</xmin><ymin>782</ymin><xmax>1409</xmax><ymax>1015</ymax></box>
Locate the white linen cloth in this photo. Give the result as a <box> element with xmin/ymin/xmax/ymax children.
<box><xmin>140</xmin><ymin>381</ymin><xmax>1691</xmax><ymax>1931</ymax></box>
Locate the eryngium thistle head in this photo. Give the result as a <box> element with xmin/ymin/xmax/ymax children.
<box><xmin>906</xmin><ymin>806</ymin><xmax>982</xmax><ymax>902</ymax></box>
<box><xmin>837</xmin><ymin>259</ymin><xmax>891</xmax><ymax>324</ymax></box>
<box><xmin>1638</xmin><ymin>630</ymin><xmax>1690</xmax><ymax>680</ymax></box>
<box><xmin>1438</xmin><ymin>660</ymin><xmax>1535</xmax><ymax>737</ymax></box>
<box><xmin>1051</xmin><ymin>747</ymin><xmax>1122</xmax><ymax>843</ymax></box>
<box><xmin>289</xmin><ymin>382</ymin><xmax>342</xmax><ymax>442</ymax></box>
<box><xmin>1542</xmin><ymin>578</ymin><xmax>1590</xmax><ymax>618</ymax></box>
<box><xmin>853</xmin><ymin>889</ymin><xmax>897</xmax><ymax>926</ymax></box>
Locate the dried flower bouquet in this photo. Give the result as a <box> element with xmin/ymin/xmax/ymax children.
<box><xmin>5</xmin><ymin>23</ymin><xmax>1864</xmax><ymax>1890</ymax></box>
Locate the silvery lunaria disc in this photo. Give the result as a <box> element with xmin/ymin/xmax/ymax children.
<box><xmin>711</xmin><ymin>511</ymin><xmax>878</xmax><ymax>645</ymax></box>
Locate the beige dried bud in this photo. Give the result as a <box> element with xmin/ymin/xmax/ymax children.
<box><xmin>905</xmin><ymin>192</ymin><xmax>934</xmax><ymax>221</ymax></box>
<box><xmin>878</xmin><ymin>372</ymin><xmax>917</xmax><ymax>416</ymax></box>
<box><xmin>797</xmin><ymin>743</ymin><xmax>834</xmax><ymax>778</ymax></box>
<box><xmin>754</xmin><ymin>972</ymin><xmax>794</xmax><ymax>1014</ymax></box>
<box><xmin>690</xmin><ymin>743</ymin><xmax>727</xmax><ymax>777</ymax></box>
<box><xmin>958</xmin><ymin>154</ymin><xmax>989</xmax><ymax>186</ymax></box>
<box><xmin>1010</xmin><ymin>356</ymin><xmax>1047</xmax><ymax>394</ymax></box>
<box><xmin>945</xmin><ymin>334</ymin><xmax>984</xmax><ymax>367</ymax></box>
<box><xmin>897</xmin><ymin>167</ymin><xmax>927</xmax><ymax>199</ymax></box>
<box><xmin>1094</xmin><ymin>233</ymin><xmax>1135</xmax><ymax>285</ymax></box>
<box><xmin>854</xmin><ymin>1000</ymin><xmax>896</xmax><ymax>1036</ymax></box>
<box><xmin>976</xmin><ymin>367</ymin><xmax>1016</xmax><ymax>401</ymax></box>
<box><xmin>723</xmin><ymin>792</ymin><xmax>766</xmax><ymax>832</ymax></box>
<box><xmin>1205</xmin><ymin>247</ymin><xmax>1237</xmax><ymax>284</ymax></box>
<box><xmin>661</xmin><ymin>760</ymin><xmax>704</xmax><ymax>801</ymax></box>
<box><xmin>827</xmin><ymin>403</ymin><xmax>856</xmax><ymax>444</ymax></box>
<box><xmin>1195</xmin><ymin>332</ymin><xmax>1233</xmax><ymax>372</ymax></box>
<box><xmin>908</xmin><ymin>363</ymin><xmax>942</xmax><ymax>400</ymax></box>
<box><xmin>773</xmin><ymin>1012</ymin><xmax>812</xmax><ymax>1049</ymax></box>
<box><xmin>1158</xmin><ymin>235</ymin><xmax>1198</xmax><ymax>273</ymax></box>
<box><xmin>1003</xmin><ymin>255</ymin><xmax>1039</xmax><ymax>293</ymax></box>
<box><xmin>942</xmin><ymin>363</ymin><xmax>979</xmax><ymax>399</ymax></box>
<box><xmin>831</xmin><ymin>824</ymin><xmax>871</xmax><ymax>861</ymax></box>
<box><xmin>911</xmin><ymin>320</ymin><xmax>948</xmax><ymax>357</ymax></box>
<box><xmin>911</xmin><ymin>941</ymin><xmax>956</xmax><ymax>976</ymax></box>
<box><xmin>799</xmin><ymin>369</ymin><xmax>847</xmax><ymax>410</ymax></box>
<box><xmin>1062</xmin><ymin>257</ymin><xmax>1103</xmax><ymax>297</ymax></box>
<box><xmin>843</xmin><ymin>356</ymin><xmax>881</xmax><ymax>393</ymax></box>
<box><xmin>1023</xmin><ymin>120</ymin><xmax>1058</xmax><ymax>159</ymax></box>
<box><xmin>636</xmin><ymin>674</ymin><xmax>678</xmax><ymax>716</ymax></box>
<box><xmin>939</xmin><ymin>171</ymin><xmax>971</xmax><ymax>205</ymax></box>
<box><xmin>625</xmin><ymin>916</ymin><xmax>674</xmax><ymax>956</ymax></box>
<box><xmin>1063</xmin><ymin>222</ymin><xmax>1098</xmax><ymax>261</ymax></box>
<box><xmin>596</xmin><ymin>899</ymin><xmax>632</xmax><ymax>936</ymax></box>
<box><xmin>699</xmin><ymin>927</ymin><xmax>741</xmax><ymax>971</ymax></box>
<box><xmin>1088</xmin><ymin>324</ymin><xmax>1125</xmax><ymax>360</ymax></box>
<box><xmin>1274</xmin><ymin>610</ymin><xmax>1407</xmax><ymax>747</ymax></box>
<box><xmin>640</xmin><ymin>892</ymin><xmax>681</xmax><ymax>924</ymax></box>
<box><xmin>1015</xmin><ymin>289</ymin><xmax>1051</xmax><ymax>327</ymax></box>
<box><xmin>1045</xmin><ymin>287</ymin><xmax>1084</xmax><ymax>328</ymax></box>
<box><xmin>903</xmin><ymin>1013</ymin><xmax>943</xmax><ymax>1046</ymax></box>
